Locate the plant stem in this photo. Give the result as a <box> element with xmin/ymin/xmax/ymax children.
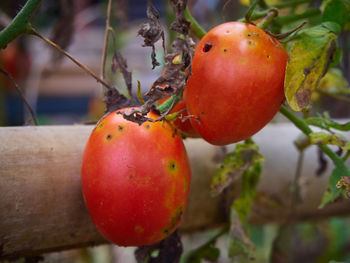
<box><xmin>289</xmin><ymin>150</ymin><xmax>304</xmax><ymax>218</ymax></box>
<box><xmin>157</xmin><ymin>95</ymin><xmax>177</xmax><ymax>113</ymax></box>
<box><xmin>0</xmin><ymin>69</ymin><xmax>38</xmax><ymax>125</ymax></box>
<box><xmin>257</xmin><ymin>8</ymin><xmax>278</xmax><ymax>29</ymax></box>
<box><xmin>0</xmin><ymin>0</ymin><xmax>42</xmax><ymax>49</ymax></box>
<box><xmin>279</xmin><ymin>105</ymin><xmax>350</xmax><ymax>177</ymax></box>
<box><xmin>275</xmin><ymin>8</ymin><xmax>321</xmax><ymax>26</ymax></box>
<box><xmin>101</xmin><ymin>0</ymin><xmax>113</xmax><ymax>83</ymax></box>
<box><xmin>30</xmin><ymin>28</ymin><xmax>112</xmax><ymax>90</ymax></box>
<box><xmin>184</xmin><ymin>8</ymin><xmax>206</xmax><ymax>39</ymax></box>
<box><xmin>270</xmin><ymin>0</ymin><xmax>313</xmax><ymax>9</ymax></box>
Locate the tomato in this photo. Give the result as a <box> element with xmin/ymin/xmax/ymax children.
<box><xmin>81</xmin><ymin>108</ymin><xmax>191</xmax><ymax>246</ymax></box>
<box><xmin>0</xmin><ymin>41</ymin><xmax>31</xmax><ymax>90</ymax></box>
<box><xmin>158</xmin><ymin>95</ymin><xmax>199</xmax><ymax>138</ymax></box>
<box><xmin>185</xmin><ymin>22</ymin><xmax>288</xmax><ymax>145</ymax></box>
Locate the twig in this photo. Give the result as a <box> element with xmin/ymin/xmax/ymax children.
<box><xmin>0</xmin><ymin>69</ymin><xmax>38</xmax><ymax>125</ymax></box>
<box><xmin>288</xmin><ymin>150</ymin><xmax>304</xmax><ymax>220</ymax></box>
<box><xmin>30</xmin><ymin>28</ymin><xmax>112</xmax><ymax>90</ymax></box>
<box><xmin>100</xmin><ymin>0</ymin><xmax>113</xmax><ymax>82</ymax></box>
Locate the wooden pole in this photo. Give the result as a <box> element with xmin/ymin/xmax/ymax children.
<box><xmin>0</xmin><ymin>123</ymin><xmax>349</xmax><ymax>259</ymax></box>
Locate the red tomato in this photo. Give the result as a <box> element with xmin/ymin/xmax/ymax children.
<box><xmin>0</xmin><ymin>41</ymin><xmax>31</xmax><ymax>90</ymax></box>
<box><xmin>81</xmin><ymin>108</ymin><xmax>191</xmax><ymax>246</ymax></box>
<box><xmin>185</xmin><ymin>22</ymin><xmax>288</xmax><ymax>145</ymax></box>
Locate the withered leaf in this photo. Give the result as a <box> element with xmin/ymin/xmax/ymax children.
<box><xmin>284</xmin><ymin>22</ymin><xmax>340</xmax><ymax>111</ymax></box>
<box><xmin>169</xmin><ymin>0</ymin><xmax>191</xmax><ymax>35</ymax></box>
<box><xmin>135</xmin><ymin>230</ymin><xmax>183</xmax><ymax>263</ymax></box>
<box><xmin>104</xmin><ymin>87</ymin><xmax>135</xmax><ymax>114</ymax></box>
<box><xmin>111</xmin><ymin>51</ymin><xmax>132</xmax><ymax>97</ymax></box>
<box><xmin>309</xmin><ymin>132</ymin><xmax>350</xmax><ymax>150</ymax></box>
<box><xmin>138</xmin><ymin>0</ymin><xmax>165</xmax><ymax>69</ymax></box>
<box><xmin>211</xmin><ymin>139</ymin><xmax>264</xmax><ymax>196</ymax></box>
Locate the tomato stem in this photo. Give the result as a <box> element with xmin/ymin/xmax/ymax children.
<box><xmin>184</xmin><ymin>8</ymin><xmax>206</xmax><ymax>39</ymax></box>
<box><xmin>257</xmin><ymin>8</ymin><xmax>278</xmax><ymax>30</ymax></box>
<box><xmin>0</xmin><ymin>0</ymin><xmax>42</xmax><ymax>49</ymax></box>
<box><xmin>275</xmin><ymin>8</ymin><xmax>321</xmax><ymax>26</ymax></box>
<box><xmin>269</xmin><ymin>0</ymin><xmax>314</xmax><ymax>9</ymax></box>
<box><xmin>279</xmin><ymin>105</ymin><xmax>350</xmax><ymax>177</ymax></box>
<box><xmin>157</xmin><ymin>95</ymin><xmax>178</xmax><ymax>113</ymax></box>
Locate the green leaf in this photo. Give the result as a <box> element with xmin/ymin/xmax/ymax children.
<box><xmin>320</xmin><ymin>167</ymin><xmax>344</xmax><ymax>208</ymax></box>
<box><xmin>228</xmin><ymin>163</ymin><xmax>262</xmax><ymax>258</ymax></box>
<box><xmin>306</xmin><ymin>117</ymin><xmax>350</xmax><ymax>131</ymax></box>
<box><xmin>323</xmin><ymin>0</ymin><xmax>350</xmax><ymax>27</ymax></box>
<box><xmin>309</xmin><ymin>132</ymin><xmax>350</xmax><ymax>150</ymax></box>
<box><xmin>211</xmin><ymin>139</ymin><xmax>264</xmax><ymax>196</ymax></box>
<box><xmin>284</xmin><ymin>23</ymin><xmax>339</xmax><ymax>111</ymax></box>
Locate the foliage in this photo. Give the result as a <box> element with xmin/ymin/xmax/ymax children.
<box><xmin>1</xmin><ymin>0</ymin><xmax>350</xmax><ymax>262</ymax></box>
<box><xmin>284</xmin><ymin>22</ymin><xmax>339</xmax><ymax>111</ymax></box>
<box><xmin>211</xmin><ymin>139</ymin><xmax>264</xmax><ymax>196</ymax></box>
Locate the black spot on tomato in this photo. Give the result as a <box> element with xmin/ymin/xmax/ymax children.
<box><xmin>118</xmin><ymin>125</ymin><xmax>124</xmax><ymax>131</ymax></box>
<box><xmin>168</xmin><ymin>160</ymin><xmax>177</xmax><ymax>171</ymax></box>
<box><xmin>267</xmin><ymin>54</ymin><xmax>271</xmax><ymax>59</ymax></box>
<box><xmin>203</xmin><ymin>43</ymin><xmax>212</xmax><ymax>52</ymax></box>
<box><xmin>106</xmin><ymin>134</ymin><xmax>112</xmax><ymax>141</ymax></box>
<box><xmin>145</xmin><ymin>124</ymin><xmax>151</xmax><ymax>129</ymax></box>
<box><xmin>223</xmin><ymin>48</ymin><xmax>227</xmax><ymax>53</ymax></box>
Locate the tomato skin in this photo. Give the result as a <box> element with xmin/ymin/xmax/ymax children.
<box><xmin>185</xmin><ymin>22</ymin><xmax>288</xmax><ymax>145</ymax></box>
<box><xmin>81</xmin><ymin>109</ymin><xmax>191</xmax><ymax>246</ymax></box>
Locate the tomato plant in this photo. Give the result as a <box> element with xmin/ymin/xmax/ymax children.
<box><xmin>81</xmin><ymin>108</ymin><xmax>191</xmax><ymax>246</ymax></box>
<box><xmin>185</xmin><ymin>21</ymin><xmax>288</xmax><ymax>146</ymax></box>
<box><xmin>158</xmin><ymin>95</ymin><xmax>199</xmax><ymax>138</ymax></box>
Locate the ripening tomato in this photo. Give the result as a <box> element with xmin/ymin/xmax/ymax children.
<box><xmin>185</xmin><ymin>22</ymin><xmax>288</xmax><ymax>145</ymax></box>
<box><xmin>81</xmin><ymin>108</ymin><xmax>191</xmax><ymax>246</ymax></box>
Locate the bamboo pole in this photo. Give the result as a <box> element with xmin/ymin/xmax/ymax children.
<box><xmin>0</xmin><ymin>122</ymin><xmax>349</xmax><ymax>259</ymax></box>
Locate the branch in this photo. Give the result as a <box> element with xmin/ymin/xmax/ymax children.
<box><xmin>0</xmin><ymin>0</ymin><xmax>42</xmax><ymax>49</ymax></box>
<box><xmin>100</xmin><ymin>0</ymin><xmax>113</xmax><ymax>82</ymax></box>
<box><xmin>0</xmin><ymin>69</ymin><xmax>38</xmax><ymax>125</ymax></box>
<box><xmin>30</xmin><ymin>28</ymin><xmax>113</xmax><ymax>90</ymax></box>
